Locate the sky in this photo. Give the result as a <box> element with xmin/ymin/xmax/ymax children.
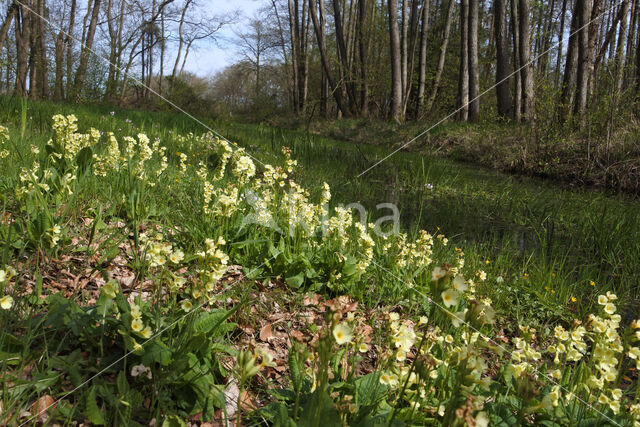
<box><xmin>180</xmin><ymin>0</ymin><xmax>264</xmax><ymax>77</ymax></box>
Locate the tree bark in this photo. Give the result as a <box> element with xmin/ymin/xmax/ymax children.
<box><xmin>494</xmin><ymin>0</ymin><xmax>512</xmax><ymax>117</ymax></box>
<box><xmin>417</xmin><ymin>0</ymin><xmax>430</xmax><ymax>116</ymax></box>
<box><xmin>457</xmin><ymin>0</ymin><xmax>469</xmax><ymax>121</ymax></box>
<box><xmin>561</xmin><ymin>0</ymin><xmax>580</xmax><ymax>118</ymax></box>
<box><xmin>518</xmin><ymin>0</ymin><xmax>534</xmax><ymax>123</ymax></box>
<box><xmin>66</xmin><ymin>0</ymin><xmax>76</xmax><ymax>98</ymax></box>
<box><xmin>511</xmin><ymin>0</ymin><xmax>522</xmax><ymax>121</ymax></box>
<box><xmin>54</xmin><ymin>31</ymin><xmax>65</xmax><ymax>99</ymax></box>
<box><xmin>14</xmin><ymin>0</ymin><xmax>30</xmax><ymax>97</ymax></box>
<box><xmin>468</xmin><ymin>0</ymin><xmax>479</xmax><ymax>121</ymax></box>
<box><xmin>388</xmin><ymin>0</ymin><xmax>403</xmax><ymax>121</ymax></box>
<box><xmin>309</xmin><ymin>0</ymin><xmax>349</xmax><ymax>116</ymax></box>
<box><xmin>615</xmin><ymin>0</ymin><xmax>630</xmax><ymax>92</ymax></box>
<box><xmin>574</xmin><ymin>0</ymin><xmax>592</xmax><ymax>123</ymax></box>
<box><xmin>358</xmin><ymin>0</ymin><xmax>370</xmax><ymax>116</ymax></box>
<box><xmin>0</xmin><ymin>2</ymin><xmax>17</xmax><ymax>56</ymax></box>
<box><xmin>425</xmin><ymin>0</ymin><xmax>454</xmax><ymax>112</ymax></box>
<box><xmin>556</xmin><ymin>0</ymin><xmax>569</xmax><ymax>86</ymax></box>
<box><xmin>72</xmin><ymin>0</ymin><xmax>102</xmax><ymax>100</ymax></box>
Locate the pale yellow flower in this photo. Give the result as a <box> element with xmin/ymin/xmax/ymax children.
<box><xmin>181</xmin><ymin>299</ymin><xmax>193</xmax><ymax>312</ymax></box>
<box><xmin>131</xmin><ymin>318</ymin><xmax>144</xmax><ymax>332</ymax></box>
<box><xmin>0</xmin><ymin>295</ymin><xmax>14</xmax><ymax>310</ymax></box>
<box><xmin>441</xmin><ymin>289</ymin><xmax>459</xmax><ymax>308</ymax></box>
<box><xmin>333</xmin><ymin>323</ymin><xmax>353</xmax><ymax>345</ymax></box>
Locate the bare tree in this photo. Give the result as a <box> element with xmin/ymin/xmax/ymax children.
<box><xmin>425</xmin><ymin>0</ymin><xmax>454</xmax><ymax>113</ymax></box>
<box><xmin>468</xmin><ymin>0</ymin><xmax>479</xmax><ymax>121</ymax></box>
<box><xmin>518</xmin><ymin>0</ymin><xmax>534</xmax><ymax>123</ymax></box>
<box><xmin>457</xmin><ymin>0</ymin><xmax>469</xmax><ymax>121</ymax></box>
<box><xmin>494</xmin><ymin>0</ymin><xmax>512</xmax><ymax>117</ymax></box>
<box><xmin>388</xmin><ymin>0</ymin><xmax>403</xmax><ymax>122</ymax></box>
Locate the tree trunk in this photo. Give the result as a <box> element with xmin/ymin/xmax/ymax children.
<box><xmin>615</xmin><ymin>0</ymin><xmax>630</xmax><ymax>92</ymax></box>
<box><xmin>54</xmin><ymin>31</ymin><xmax>65</xmax><ymax>99</ymax></box>
<box><xmin>468</xmin><ymin>0</ymin><xmax>479</xmax><ymax>121</ymax></box>
<box><xmin>494</xmin><ymin>0</ymin><xmax>512</xmax><ymax>117</ymax></box>
<box><xmin>319</xmin><ymin>0</ymin><xmax>328</xmax><ymax>116</ymax></box>
<box><xmin>556</xmin><ymin>0</ymin><xmax>569</xmax><ymax>86</ymax></box>
<box><xmin>358</xmin><ymin>0</ymin><xmax>370</xmax><ymax>116</ymax></box>
<box><xmin>586</xmin><ymin>0</ymin><xmax>602</xmax><ymax>92</ymax></box>
<box><xmin>401</xmin><ymin>0</ymin><xmax>408</xmax><ymax>96</ymax></box>
<box><xmin>309</xmin><ymin>0</ymin><xmax>349</xmax><ymax>116</ymax></box>
<box><xmin>14</xmin><ymin>0</ymin><xmax>30</xmax><ymax>97</ymax></box>
<box><xmin>388</xmin><ymin>0</ymin><xmax>403</xmax><ymax>121</ymax></box>
<box><xmin>66</xmin><ymin>0</ymin><xmax>76</xmax><ymax>98</ymax></box>
<box><xmin>518</xmin><ymin>0</ymin><xmax>534</xmax><ymax>123</ymax></box>
<box><xmin>561</xmin><ymin>0</ymin><xmax>579</xmax><ymax>118</ymax></box>
<box><xmin>417</xmin><ymin>0</ymin><xmax>431</xmax><ymax>116</ymax></box>
<box><xmin>72</xmin><ymin>0</ymin><xmax>102</xmax><ymax>100</ymax></box>
<box><xmin>332</xmin><ymin>0</ymin><xmax>358</xmax><ymax>112</ymax></box>
<box><xmin>457</xmin><ymin>0</ymin><xmax>469</xmax><ymax>121</ymax></box>
<box><xmin>0</xmin><ymin>2</ymin><xmax>17</xmax><ymax>56</ymax></box>
<box><xmin>425</xmin><ymin>0</ymin><xmax>454</xmax><ymax>112</ymax></box>
<box><xmin>511</xmin><ymin>0</ymin><xmax>522</xmax><ymax>121</ymax></box>
<box><xmin>574</xmin><ymin>0</ymin><xmax>592</xmax><ymax>123</ymax></box>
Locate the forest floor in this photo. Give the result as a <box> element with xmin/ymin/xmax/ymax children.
<box><xmin>1</xmin><ymin>97</ymin><xmax>639</xmax><ymax>425</ymax></box>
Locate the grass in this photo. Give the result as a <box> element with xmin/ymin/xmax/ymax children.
<box><xmin>215</xmin><ymin>120</ymin><xmax>640</xmax><ymax>320</ymax></box>
<box><xmin>1</xmin><ymin>95</ymin><xmax>639</xmax><ymax>425</ymax></box>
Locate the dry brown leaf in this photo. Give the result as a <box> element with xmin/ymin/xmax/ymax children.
<box><xmin>259</xmin><ymin>324</ymin><xmax>274</xmax><ymax>342</ymax></box>
<box><xmin>31</xmin><ymin>394</ymin><xmax>55</xmax><ymax>422</ymax></box>
<box><xmin>290</xmin><ymin>330</ymin><xmax>305</xmax><ymax>341</ymax></box>
<box><xmin>302</xmin><ymin>293</ymin><xmax>321</xmax><ymax>306</ymax></box>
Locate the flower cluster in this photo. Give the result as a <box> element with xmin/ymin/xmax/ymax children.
<box><xmin>0</xmin><ymin>125</ymin><xmax>9</xmax><ymax>159</ymax></box>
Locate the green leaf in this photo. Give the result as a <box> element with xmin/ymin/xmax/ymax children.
<box><xmin>355</xmin><ymin>372</ymin><xmax>387</xmax><ymax>407</ymax></box>
<box><xmin>76</xmin><ymin>146</ymin><xmax>93</xmax><ymax>174</ymax></box>
<box><xmin>116</xmin><ymin>370</ymin><xmax>129</xmax><ymax>396</ymax></box>
<box><xmin>286</xmin><ymin>272</ymin><xmax>305</xmax><ymax>288</ymax></box>
<box><xmin>486</xmin><ymin>402</ymin><xmax>518</xmax><ymax>427</ymax></box>
<box><xmin>85</xmin><ymin>386</ymin><xmax>106</xmax><ymax>425</ymax></box>
<box><xmin>161</xmin><ymin>415</ymin><xmax>187</xmax><ymax>427</ymax></box>
<box><xmin>142</xmin><ymin>341</ymin><xmax>172</xmax><ymax>366</ymax></box>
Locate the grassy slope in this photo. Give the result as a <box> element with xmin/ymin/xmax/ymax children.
<box><xmin>1</xmin><ymin>97</ymin><xmax>639</xmax><ymax>424</ymax></box>
<box><xmin>3</xmin><ymin>96</ymin><xmax>639</xmax><ymax>322</ymax></box>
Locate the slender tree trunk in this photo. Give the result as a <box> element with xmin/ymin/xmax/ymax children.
<box><xmin>0</xmin><ymin>2</ymin><xmax>17</xmax><ymax>57</ymax></box>
<box><xmin>457</xmin><ymin>0</ymin><xmax>469</xmax><ymax>121</ymax></box>
<box><xmin>425</xmin><ymin>0</ymin><xmax>454</xmax><ymax>112</ymax></box>
<box><xmin>519</xmin><ymin>0</ymin><xmax>534</xmax><ymax>123</ymax></box>
<box><xmin>574</xmin><ymin>0</ymin><xmax>592</xmax><ymax>123</ymax></box>
<box><xmin>171</xmin><ymin>0</ymin><xmax>192</xmax><ymax>85</ymax></box>
<box><xmin>54</xmin><ymin>31</ymin><xmax>65</xmax><ymax>99</ymax></box>
<box><xmin>14</xmin><ymin>0</ymin><xmax>30</xmax><ymax>97</ymax></box>
<box><xmin>309</xmin><ymin>0</ymin><xmax>349</xmax><ymax>116</ymax></box>
<box><xmin>511</xmin><ymin>0</ymin><xmax>522</xmax><ymax>121</ymax></box>
<box><xmin>401</xmin><ymin>0</ymin><xmax>408</xmax><ymax>96</ymax></box>
<box><xmin>333</xmin><ymin>0</ymin><xmax>358</xmax><ymax>113</ymax></box>
<box><xmin>495</xmin><ymin>0</ymin><xmax>512</xmax><ymax>117</ymax></box>
<box><xmin>358</xmin><ymin>0</ymin><xmax>370</xmax><ymax>116</ymax></box>
<box><xmin>538</xmin><ymin>0</ymin><xmax>555</xmax><ymax>74</ymax></box>
<box><xmin>624</xmin><ymin>0</ymin><xmax>638</xmax><ymax>87</ymax></box>
<box><xmin>66</xmin><ymin>0</ymin><xmax>76</xmax><ymax>98</ymax></box>
<box><xmin>468</xmin><ymin>0</ymin><xmax>479</xmax><ymax>120</ymax></box>
<box><xmin>72</xmin><ymin>0</ymin><xmax>102</xmax><ymax>100</ymax></box>
<box><xmin>319</xmin><ymin>0</ymin><xmax>328</xmax><ymax>116</ymax></box>
<box><xmin>587</xmin><ymin>0</ymin><xmax>602</xmax><ymax>95</ymax></box>
<box><xmin>561</xmin><ymin>0</ymin><xmax>580</xmax><ymax>118</ymax></box>
<box><xmin>417</xmin><ymin>0</ymin><xmax>431</xmax><ymax>116</ymax></box>
<box><xmin>388</xmin><ymin>0</ymin><xmax>403</xmax><ymax>121</ymax></box>
<box><xmin>556</xmin><ymin>0</ymin><xmax>569</xmax><ymax>86</ymax></box>
<box><xmin>615</xmin><ymin>0</ymin><xmax>630</xmax><ymax>91</ymax></box>
<box><xmin>289</xmin><ymin>0</ymin><xmax>300</xmax><ymax>113</ymax></box>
